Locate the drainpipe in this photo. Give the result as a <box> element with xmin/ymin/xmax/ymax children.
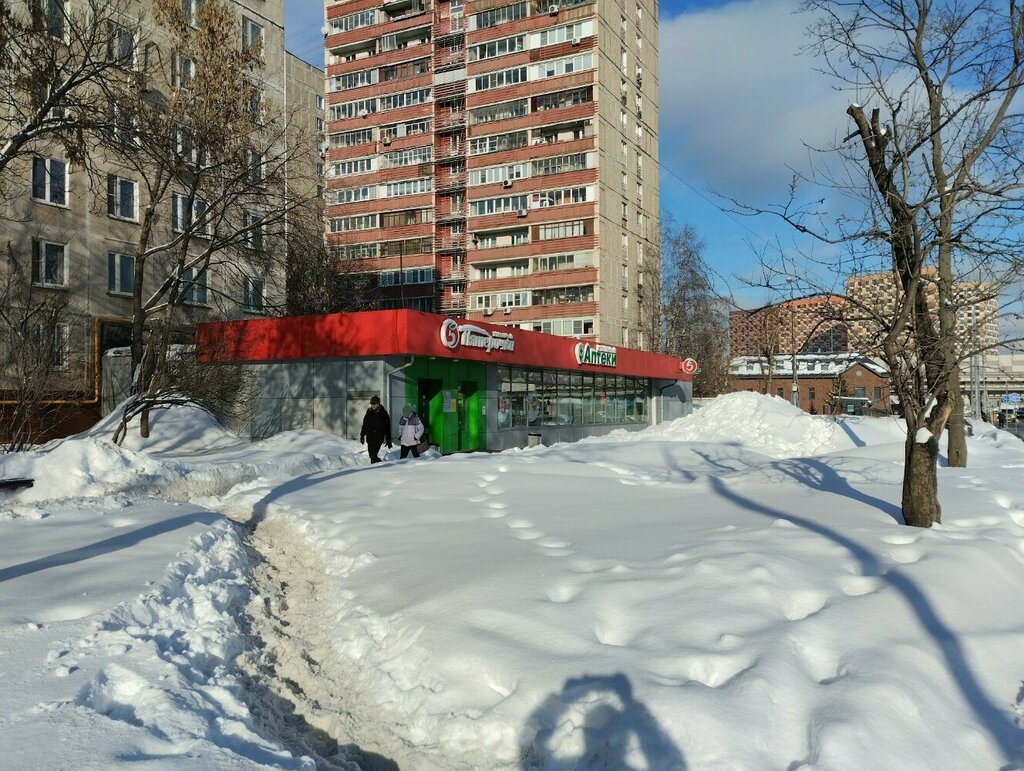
<box><xmin>385</xmin><ymin>357</ymin><xmax>416</xmax><ymax>416</ymax></box>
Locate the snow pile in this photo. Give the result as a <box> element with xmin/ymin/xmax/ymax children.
<box><xmin>0</xmin><ymin>406</ymin><xmax>366</xmax><ymax>518</ymax></box>
<box><xmin>73</xmin><ymin>522</ymin><xmax>313</xmax><ymax>769</ymax></box>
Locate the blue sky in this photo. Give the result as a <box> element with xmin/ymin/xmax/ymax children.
<box><xmin>284</xmin><ymin>0</ymin><xmax>837</xmax><ymax>308</ymax></box>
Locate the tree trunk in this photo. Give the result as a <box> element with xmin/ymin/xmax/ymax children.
<box><xmin>140</xmin><ymin>407</ymin><xmax>150</xmax><ymax>439</ymax></box>
<box><xmin>946</xmin><ymin>365</ymin><xmax>966</xmax><ymax>468</ymax></box>
<box><xmin>902</xmin><ymin>433</ymin><xmax>942</xmax><ymax>527</ymax></box>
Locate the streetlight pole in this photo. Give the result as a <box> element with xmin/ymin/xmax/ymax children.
<box><xmin>790</xmin><ymin>308</ymin><xmax>799</xmax><ymax>408</ymax></box>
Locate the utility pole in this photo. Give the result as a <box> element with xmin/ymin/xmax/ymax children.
<box><xmin>790</xmin><ymin>307</ymin><xmax>799</xmax><ymax>408</ymax></box>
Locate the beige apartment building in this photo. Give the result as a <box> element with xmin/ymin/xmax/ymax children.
<box><xmin>323</xmin><ymin>0</ymin><xmax>659</xmax><ymax>347</ymax></box>
<box><xmin>0</xmin><ymin>0</ymin><xmax>322</xmax><ymax>431</ymax></box>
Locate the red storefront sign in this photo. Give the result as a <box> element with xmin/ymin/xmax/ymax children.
<box><xmin>197</xmin><ymin>310</ymin><xmax>693</xmax><ymax>381</ymax></box>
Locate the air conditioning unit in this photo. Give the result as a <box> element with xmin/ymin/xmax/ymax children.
<box><xmin>503</xmin><ymin>307</ymin><xmax>513</xmax><ymax>314</ymax></box>
<box><xmin>548</xmin><ymin>4</ymin><xmax>559</xmax><ymax>14</ymax></box>
<box><xmin>517</xmin><ymin>209</ymin><xmax>528</xmax><ymax>217</ymax></box>
<box><xmin>358</xmin><ymin>109</ymin><xmax>369</xmax><ymax>117</ymax></box>
<box><xmin>483</xmin><ymin>308</ymin><xmax>494</xmax><ymax>316</ymax></box>
<box><xmin>382</xmin><ymin>137</ymin><xmax>392</xmax><ymax>145</ymax></box>
<box><xmin>571</xmin><ymin>37</ymin><xmax>581</xmax><ymax>46</ymax></box>
<box><xmin>502</xmin><ymin>179</ymin><xmax>513</xmax><ymax>188</ymax></box>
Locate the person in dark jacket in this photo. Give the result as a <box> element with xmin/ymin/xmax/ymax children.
<box><xmin>360</xmin><ymin>396</ymin><xmax>392</xmax><ymax>463</ymax></box>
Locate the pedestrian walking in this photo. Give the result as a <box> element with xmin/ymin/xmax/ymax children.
<box><xmin>360</xmin><ymin>396</ymin><xmax>391</xmax><ymax>463</ymax></box>
<box><xmin>397</xmin><ymin>404</ymin><xmax>425</xmax><ymax>459</ymax></box>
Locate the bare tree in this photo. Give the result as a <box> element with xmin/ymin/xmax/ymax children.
<box><xmin>0</xmin><ymin>0</ymin><xmax>143</xmax><ymax>181</ymax></box>
<box><xmin>739</xmin><ymin>0</ymin><xmax>1024</xmax><ymax>526</ymax></box>
<box><xmin>103</xmin><ymin>0</ymin><xmax>312</xmax><ymax>442</ymax></box>
<box><xmin>0</xmin><ymin>246</ymin><xmax>81</xmax><ymax>451</ymax></box>
<box><xmin>659</xmin><ymin>216</ymin><xmax>730</xmax><ymax>394</ymax></box>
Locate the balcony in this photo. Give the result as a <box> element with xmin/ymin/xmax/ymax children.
<box><xmin>436</xmin><ymin>206</ymin><xmax>467</xmax><ymax>222</ymax></box>
<box><xmin>435</xmin><ymin>113</ymin><xmax>466</xmax><ymax>133</ymax></box>
<box><xmin>436</xmin><ymin>143</ymin><xmax>465</xmax><ymax>159</ymax></box>
<box><xmin>436</xmin><ymin>234</ymin><xmax>467</xmax><ymax>252</ymax></box>
<box><xmin>439</xmin><ymin>269</ymin><xmax>467</xmax><ymax>283</ymax></box>
<box><xmin>434</xmin><ymin>49</ymin><xmax>466</xmax><ymax>71</ymax></box>
<box><xmin>437</xmin><ymin>172</ymin><xmax>467</xmax><ymax>190</ymax></box>
<box><xmin>434</xmin><ymin>14</ymin><xmax>465</xmax><ymax>38</ymax></box>
<box><xmin>434</xmin><ymin>80</ymin><xmax>466</xmax><ymax>101</ymax></box>
<box><xmin>440</xmin><ymin>294</ymin><xmax>468</xmax><ymax>311</ymax></box>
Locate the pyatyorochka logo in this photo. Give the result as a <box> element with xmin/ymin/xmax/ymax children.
<box><xmin>440</xmin><ymin>319</ymin><xmax>515</xmax><ymax>353</ymax></box>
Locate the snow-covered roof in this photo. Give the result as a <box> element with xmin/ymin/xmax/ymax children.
<box><xmin>729</xmin><ymin>352</ymin><xmax>890</xmax><ymax>378</ymax></box>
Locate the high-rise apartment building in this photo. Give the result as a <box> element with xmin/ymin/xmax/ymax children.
<box><xmin>323</xmin><ymin>0</ymin><xmax>658</xmax><ymax>347</ymax></box>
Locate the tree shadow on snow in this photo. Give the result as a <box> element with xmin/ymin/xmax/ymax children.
<box><xmin>706</xmin><ymin>476</ymin><xmax>1024</xmax><ymax>767</ymax></box>
<box><xmin>0</xmin><ymin>511</ymin><xmax>220</xmax><ymax>584</ymax></box>
<box><xmin>518</xmin><ymin>673</ymin><xmax>685</xmax><ymax>770</ymax></box>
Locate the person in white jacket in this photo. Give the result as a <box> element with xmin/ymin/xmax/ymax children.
<box><xmin>397</xmin><ymin>404</ymin><xmax>425</xmax><ymax>458</ymax></box>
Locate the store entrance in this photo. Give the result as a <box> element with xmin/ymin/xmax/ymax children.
<box><xmin>405</xmin><ymin>359</ymin><xmax>486</xmax><ymax>454</ymax></box>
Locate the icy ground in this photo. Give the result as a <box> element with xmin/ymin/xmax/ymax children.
<box><xmin>1</xmin><ymin>393</ymin><xmax>1023</xmax><ymax>769</ymax></box>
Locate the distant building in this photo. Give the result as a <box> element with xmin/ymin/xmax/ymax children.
<box><xmin>728</xmin><ymin>353</ymin><xmax>890</xmax><ymax>416</ymax></box>
<box><xmin>729</xmin><ymin>296</ymin><xmax>847</xmax><ymax>358</ymax></box>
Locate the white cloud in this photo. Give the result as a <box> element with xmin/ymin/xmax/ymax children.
<box><xmin>658</xmin><ymin>0</ymin><xmax>849</xmax><ymax>204</ymax></box>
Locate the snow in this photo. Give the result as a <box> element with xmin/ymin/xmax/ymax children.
<box><xmin>2</xmin><ymin>394</ymin><xmax>1024</xmax><ymax>769</ymax></box>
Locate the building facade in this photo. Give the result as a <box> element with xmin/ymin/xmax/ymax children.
<box><xmin>729</xmin><ymin>296</ymin><xmax>847</xmax><ymax>358</ymax></box>
<box><xmin>728</xmin><ymin>353</ymin><xmax>891</xmax><ymax>416</ymax></box>
<box><xmin>0</xmin><ymin>0</ymin><xmax>319</xmax><ymax>436</ymax></box>
<box><xmin>197</xmin><ymin>309</ymin><xmax>693</xmax><ymax>451</ymax></box>
<box><xmin>323</xmin><ymin>0</ymin><xmax>659</xmax><ymax>348</ymax></box>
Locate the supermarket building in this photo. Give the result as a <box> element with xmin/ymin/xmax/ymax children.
<box><xmin>199</xmin><ymin>310</ymin><xmax>694</xmax><ymax>452</ymax></box>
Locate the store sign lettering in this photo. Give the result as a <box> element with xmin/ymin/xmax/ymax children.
<box><xmin>575</xmin><ymin>342</ymin><xmax>617</xmax><ymax>368</ymax></box>
<box><xmin>440</xmin><ymin>318</ymin><xmax>515</xmax><ymax>353</ymax></box>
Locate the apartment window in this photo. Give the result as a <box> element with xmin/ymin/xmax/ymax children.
<box><xmin>171</xmin><ymin>52</ymin><xmax>194</xmax><ymax>88</ymax></box>
<box><xmin>468</xmin><ymin>163</ymin><xmax>526</xmax><ymax>185</ymax></box>
<box><xmin>170</xmin><ymin>192</ymin><xmax>208</xmax><ymax>234</ymax></box>
<box><xmin>243</xmin><ymin>212</ymin><xmax>264</xmax><ymax>251</ymax></box>
<box><xmin>329</xmin><ymin>214</ymin><xmax>377</xmax><ymax>232</ymax></box>
<box><xmin>534</xmin><ymin>285</ymin><xmax>593</xmax><ymax>305</ymax></box>
<box><xmin>330</xmin><ymin>129</ymin><xmax>373</xmax><ymax>148</ymax></box>
<box><xmin>380</xmin><ymin>208</ymin><xmax>432</xmax><ymax>227</ymax></box>
<box><xmin>107</xmin><ymin>21</ymin><xmax>135</xmax><ymax>65</ymax></box>
<box><xmin>380</xmin><ymin>58</ymin><xmax>430</xmax><ymax>81</ymax></box>
<box><xmin>469</xmin><ymin>99</ymin><xmax>527</xmax><ymax>126</ymax></box>
<box><xmin>35</xmin><ymin>0</ymin><xmax>65</xmax><ymax>39</ymax></box>
<box><xmin>245</xmin><ymin>149</ymin><xmax>263</xmax><ymax>183</ymax></box>
<box><xmin>337</xmin><ymin>243</ymin><xmax>378</xmax><ymax>260</ymax></box>
<box><xmin>620</xmin><ymin>47</ymin><xmax>627</xmax><ymax>69</ymax></box>
<box><xmin>31</xmin><ymin>239</ymin><xmax>66</xmax><ymax>286</ymax></box>
<box><xmin>533</xmin><ymin>53</ymin><xmax>592</xmax><ymax>80</ymax></box>
<box><xmin>383</xmin><ymin>145</ymin><xmax>431</xmax><ymax>167</ymax></box>
<box><xmin>854</xmin><ymin>386</ymin><xmax>867</xmax><ymax>398</ymax></box>
<box><xmin>330</xmin><ymin>69</ymin><xmax>377</xmax><ymax>91</ymax></box>
<box><xmin>538</xmin><ymin>220</ymin><xmax>585</xmax><ymax>240</ymax></box>
<box><xmin>384</xmin><ymin>178</ymin><xmax>432</xmax><ymax>197</ymax></box>
<box><xmin>473</xmin><ymin>66</ymin><xmax>526</xmax><ymax>92</ymax></box>
<box><xmin>180</xmin><ymin>0</ymin><xmax>201</xmax><ymax>23</ymax></box>
<box><xmin>180</xmin><ymin>267</ymin><xmax>208</xmax><ymax>305</ymax></box>
<box><xmin>106</xmin><ymin>175</ymin><xmax>137</xmax><ymax>220</ymax></box>
<box><xmin>328</xmin><ymin>9</ymin><xmax>377</xmax><ymax>33</ymax></box>
<box><xmin>533</xmin><ymin>87</ymin><xmax>592</xmax><ymax>112</ymax></box>
<box><xmin>475</xmin><ymin>266</ymin><xmax>497</xmax><ymax>280</ymax></box>
<box><xmin>498</xmin><ymin>292</ymin><xmax>528</xmax><ymax>308</ymax></box>
<box><xmin>329</xmin><ymin>98</ymin><xmax>376</xmax><ymax>120</ymax></box>
<box><xmin>379</xmin><ymin>237</ymin><xmax>431</xmax><ymax>257</ymax></box>
<box><xmin>331</xmin><ymin>157</ymin><xmax>374</xmax><ymax>176</ymax></box>
<box><xmin>31</xmin><ymin>157</ymin><xmax>67</xmax><ymax>205</ymax></box>
<box><xmin>379</xmin><ymin>88</ymin><xmax>431</xmax><ymax>111</ymax></box>
<box><xmin>469</xmin><ymin>130</ymin><xmax>527</xmax><ymax>156</ymax></box>
<box><xmin>332</xmin><ymin>185</ymin><xmax>375</xmax><ymax>204</ymax></box>
<box><xmin>107</xmin><ymin>252</ymin><xmax>135</xmax><ymax>294</ymax></box>
<box><xmin>242</xmin><ymin>17</ymin><xmax>263</xmax><ymax>51</ymax></box>
<box><xmin>471</xmin><ymin>2</ymin><xmax>526</xmax><ymax>30</ymax></box>
<box><xmin>532</xmin><ymin>152</ymin><xmax>588</xmax><ymax>177</ymax></box>
<box><xmin>468</xmin><ymin>34</ymin><xmax>524</xmax><ymax>61</ymax></box>
<box><xmin>380</xmin><ymin>119</ymin><xmax>431</xmax><ymax>140</ymax></box>
<box><xmin>33</xmin><ymin>322</ymin><xmax>70</xmax><ymax>369</ymax></box>
<box><xmin>535</xmin><ymin>254</ymin><xmax>582</xmax><ymax>272</ymax></box>
<box><xmin>537</xmin><ymin>21</ymin><xmax>590</xmax><ymax>46</ymax></box>
<box><xmin>809</xmin><ymin>387</ymin><xmax>816</xmax><ymax>403</ymax></box>
<box><xmin>243</xmin><ymin>275</ymin><xmax>265</xmax><ymax>312</ymax></box>
<box><xmin>873</xmin><ymin>386</ymin><xmax>882</xmax><ymax>400</ymax></box>
<box><xmin>532</xmin><ymin>186</ymin><xmax>589</xmax><ymax>207</ymax></box>
<box><xmin>173</xmin><ymin>125</ymin><xmax>196</xmax><ymax>163</ymax></box>
<box><xmin>470</xmin><ymin>195</ymin><xmax>528</xmax><ymax>216</ymax></box>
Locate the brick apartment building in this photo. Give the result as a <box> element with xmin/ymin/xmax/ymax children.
<box><xmin>728</xmin><ymin>353</ymin><xmax>891</xmax><ymax>416</ymax></box>
<box><xmin>729</xmin><ymin>296</ymin><xmax>847</xmax><ymax>358</ymax></box>
<box><xmin>322</xmin><ymin>0</ymin><xmax>659</xmax><ymax>347</ymax></box>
